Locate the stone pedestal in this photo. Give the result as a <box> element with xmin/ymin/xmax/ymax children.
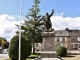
<box><xmin>41</xmin><ymin>32</ymin><xmax>55</xmax><ymax>51</ymax></box>
<box><xmin>41</xmin><ymin>32</ymin><xmax>57</xmax><ymax>58</ymax></box>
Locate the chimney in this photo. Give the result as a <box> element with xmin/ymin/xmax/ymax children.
<box><xmin>65</xmin><ymin>28</ymin><xmax>68</xmax><ymax>31</ymax></box>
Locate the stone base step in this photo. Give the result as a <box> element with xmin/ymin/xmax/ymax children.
<box><xmin>41</xmin><ymin>53</ymin><xmax>57</xmax><ymax>58</ymax></box>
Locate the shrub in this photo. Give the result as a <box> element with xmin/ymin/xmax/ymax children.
<box><xmin>56</xmin><ymin>46</ymin><xmax>67</xmax><ymax>57</ymax></box>
<box><xmin>8</xmin><ymin>35</ymin><xmax>31</xmax><ymax>60</ymax></box>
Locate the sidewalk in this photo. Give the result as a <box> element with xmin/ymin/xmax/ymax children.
<box><xmin>41</xmin><ymin>58</ymin><xmax>60</xmax><ymax>60</ymax></box>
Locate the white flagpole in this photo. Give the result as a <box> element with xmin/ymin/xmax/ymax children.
<box><xmin>19</xmin><ymin>0</ymin><xmax>22</xmax><ymax>60</ymax></box>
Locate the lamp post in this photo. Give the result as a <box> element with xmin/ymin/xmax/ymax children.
<box><xmin>19</xmin><ymin>0</ymin><xmax>22</xmax><ymax>60</ymax></box>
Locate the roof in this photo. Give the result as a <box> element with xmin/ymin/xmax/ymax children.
<box><xmin>54</xmin><ymin>29</ymin><xmax>80</xmax><ymax>37</ymax></box>
<box><xmin>68</xmin><ymin>30</ymin><xmax>80</xmax><ymax>36</ymax></box>
<box><xmin>54</xmin><ymin>30</ymin><xmax>69</xmax><ymax>36</ymax></box>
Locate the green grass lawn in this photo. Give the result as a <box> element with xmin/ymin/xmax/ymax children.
<box><xmin>5</xmin><ymin>53</ymin><xmax>40</xmax><ymax>60</ymax></box>
<box><xmin>5</xmin><ymin>58</ymin><xmax>10</xmax><ymax>60</ymax></box>
<box><xmin>62</xmin><ymin>55</ymin><xmax>80</xmax><ymax>60</ymax></box>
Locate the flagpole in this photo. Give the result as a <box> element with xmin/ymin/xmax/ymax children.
<box><xmin>19</xmin><ymin>0</ymin><xmax>22</xmax><ymax>60</ymax></box>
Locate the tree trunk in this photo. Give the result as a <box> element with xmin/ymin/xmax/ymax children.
<box><xmin>33</xmin><ymin>42</ymin><xmax>35</xmax><ymax>54</ymax></box>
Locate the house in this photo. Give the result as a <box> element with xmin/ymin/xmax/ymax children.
<box><xmin>54</xmin><ymin>28</ymin><xmax>80</xmax><ymax>50</ymax></box>
<box><xmin>35</xmin><ymin>28</ymin><xmax>80</xmax><ymax>51</ymax></box>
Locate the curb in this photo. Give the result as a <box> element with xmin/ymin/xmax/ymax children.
<box><xmin>57</xmin><ymin>56</ymin><xmax>64</xmax><ymax>60</ymax></box>
<box><xmin>31</xmin><ymin>56</ymin><xmax>41</xmax><ymax>60</ymax></box>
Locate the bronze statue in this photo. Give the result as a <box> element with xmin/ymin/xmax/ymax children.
<box><xmin>43</xmin><ymin>10</ymin><xmax>54</xmax><ymax>31</ymax></box>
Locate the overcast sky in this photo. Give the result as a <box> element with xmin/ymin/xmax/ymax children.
<box><xmin>0</xmin><ymin>0</ymin><xmax>80</xmax><ymax>41</ymax></box>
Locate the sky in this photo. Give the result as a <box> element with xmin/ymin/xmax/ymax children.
<box><xmin>0</xmin><ymin>0</ymin><xmax>80</xmax><ymax>41</ymax></box>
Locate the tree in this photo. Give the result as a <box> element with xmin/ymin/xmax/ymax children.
<box><xmin>8</xmin><ymin>35</ymin><xmax>31</xmax><ymax>60</ymax></box>
<box><xmin>0</xmin><ymin>37</ymin><xmax>8</xmax><ymax>48</ymax></box>
<box><xmin>56</xmin><ymin>46</ymin><xmax>67</xmax><ymax>57</ymax></box>
<box><xmin>16</xmin><ymin>0</ymin><xmax>44</xmax><ymax>54</ymax></box>
<box><xmin>2</xmin><ymin>42</ymin><xmax>9</xmax><ymax>49</ymax></box>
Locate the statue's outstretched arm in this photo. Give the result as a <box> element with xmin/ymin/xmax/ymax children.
<box><xmin>50</xmin><ymin>10</ymin><xmax>54</xmax><ymax>17</ymax></box>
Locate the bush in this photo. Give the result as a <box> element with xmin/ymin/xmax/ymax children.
<box><xmin>8</xmin><ymin>35</ymin><xmax>31</xmax><ymax>60</ymax></box>
<box><xmin>56</xmin><ymin>46</ymin><xmax>67</xmax><ymax>57</ymax></box>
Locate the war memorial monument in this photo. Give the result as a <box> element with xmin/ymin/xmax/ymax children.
<box><xmin>41</xmin><ymin>10</ymin><xmax>57</xmax><ymax>58</ymax></box>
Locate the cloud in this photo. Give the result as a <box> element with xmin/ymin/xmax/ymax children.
<box><xmin>0</xmin><ymin>13</ymin><xmax>80</xmax><ymax>42</ymax></box>
<box><xmin>0</xmin><ymin>14</ymin><xmax>20</xmax><ymax>42</ymax></box>
<box><xmin>55</xmin><ymin>12</ymin><xmax>65</xmax><ymax>16</ymax></box>
<box><xmin>51</xmin><ymin>13</ymin><xmax>80</xmax><ymax>30</ymax></box>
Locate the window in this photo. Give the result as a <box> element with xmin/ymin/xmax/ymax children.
<box><xmin>62</xmin><ymin>44</ymin><xmax>65</xmax><ymax>47</ymax></box>
<box><xmin>71</xmin><ymin>37</ymin><xmax>75</xmax><ymax>42</ymax></box>
<box><xmin>56</xmin><ymin>37</ymin><xmax>60</xmax><ymax>42</ymax></box>
<box><xmin>56</xmin><ymin>44</ymin><xmax>60</xmax><ymax>47</ymax></box>
<box><xmin>36</xmin><ymin>43</ymin><xmax>38</xmax><ymax>47</ymax></box>
<box><xmin>62</xmin><ymin>37</ymin><xmax>65</xmax><ymax>42</ymax></box>
<box><xmin>61</xmin><ymin>44</ymin><xmax>67</xmax><ymax>48</ymax></box>
<box><xmin>77</xmin><ymin>37</ymin><xmax>80</xmax><ymax>41</ymax></box>
<box><xmin>72</xmin><ymin>44</ymin><xmax>76</xmax><ymax>48</ymax></box>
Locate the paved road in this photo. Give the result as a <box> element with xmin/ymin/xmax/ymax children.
<box><xmin>0</xmin><ymin>54</ymin><xmax>9</xmax><ymax>60</ymax></box>
<box><xmin>0</xmin><ymin>49</ymin><xmax>9</xmax><ymax>60</ymax></box>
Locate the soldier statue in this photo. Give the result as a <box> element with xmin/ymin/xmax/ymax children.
<box><xmin>43</xmin><ymin>10</ymin><xmax>54</xmax><ymax>31</ymax></box>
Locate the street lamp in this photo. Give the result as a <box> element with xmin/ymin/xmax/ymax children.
<box><xmin>19</xmin><ymin>0</ymin><xmax>22</xmax><ymax>60</ymax></box>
